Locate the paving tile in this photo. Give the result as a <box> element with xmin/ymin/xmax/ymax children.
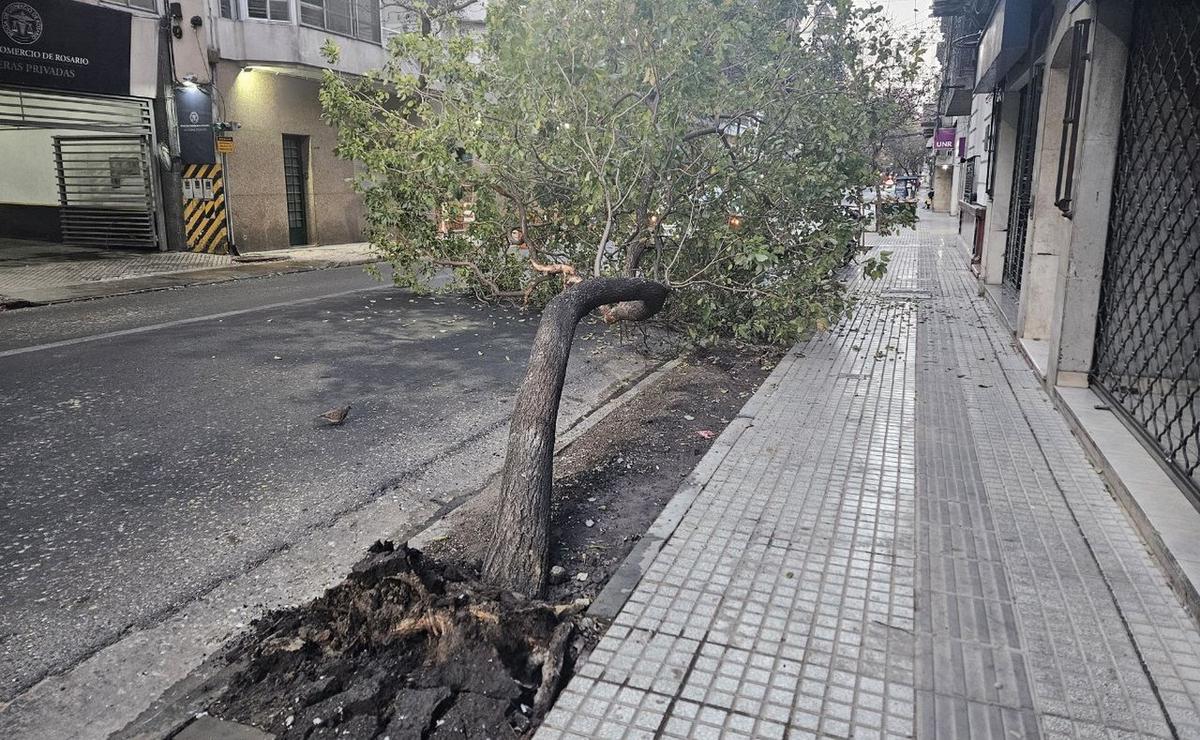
<box><xmin>537</xmin><ymin>215</ymin><xmax>1200</xmax><ymax>739</ymax></box>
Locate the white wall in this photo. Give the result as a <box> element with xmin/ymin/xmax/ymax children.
<box><xmin>969</xmin><ymin>96</ymin><xmax>993</xmax><ymax>206</ymax></box>
<box><xmin>129</xmin><ymin>16</ymin><xmax>160</xmax><ymax>98</ymax></box>
<box><xmin>0</xmin><ymin>129</ymin><xmax>62</xmax><ymax>205</ymax></box>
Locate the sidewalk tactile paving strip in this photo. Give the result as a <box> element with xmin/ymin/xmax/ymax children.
<box><xmin>539</xmin><ymin>215</ymin><xmax>1200</xmax><ymax>739</ymax></box>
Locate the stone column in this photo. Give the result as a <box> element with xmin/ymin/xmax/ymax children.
<box><xmin>1046</xmin><ymin>2</ymin><xmax>1134</xmax><ymax>387</ymax></box>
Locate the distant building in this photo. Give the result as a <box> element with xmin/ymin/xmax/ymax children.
<box><xmin>0</xmin><ymin>0</ymin><xmax>478</xmax><ymax>255</ymax></box>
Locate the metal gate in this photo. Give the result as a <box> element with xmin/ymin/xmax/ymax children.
<box><xmin>1093</xmin><ymin>0</ymin><xmax>1200</xmax><ymax>497</ymax></box>
<box><xmin>1002</xmin><ymin>68</ymin><xmax>1044</xmax><ymax>291</ymax></box>
<box><xmin>54</xmin><ymin>136</ymin><xmax>159</xmax><ymax>249</ymax></box>
<box><xmin>282</xmin><ymin>135</ymin><xmax>309</xmax><ymax>246</ymax></box>
<box><xmin>0</xmin><ymin>87</ymin><xmax>152</xmax><ymax>133</ymax></box>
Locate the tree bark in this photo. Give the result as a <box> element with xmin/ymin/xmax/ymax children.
<box><xmin>482</xmin><ymin>277</ymin><xmax>669</xmax><ymax>596</ymax></box>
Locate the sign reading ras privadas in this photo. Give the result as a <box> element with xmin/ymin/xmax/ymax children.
<box><xmin>0</xmin><ymin>0</ymin><xmax>133</xmax><ymax>96</ymax></box>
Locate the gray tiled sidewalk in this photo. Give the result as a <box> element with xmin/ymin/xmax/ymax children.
<box><xmin>0</xmin><ymin>242</ymin><xmax>233</xmax><ymax>290</ymax></box>
<box><xmin>539</xmin><ymin>213</ymin><xmax>1200</xmax><ymax>739</ymax></box>
<box><xmin>0</xmin><ymin>240</ymin><xmax>376</xmax><ymax>304</ymax></box>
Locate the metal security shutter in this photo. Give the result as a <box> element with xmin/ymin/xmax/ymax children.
<box><xmin>0</xmin><ymin>87</ymin><xmax>152</xmax><ymax>133</ymax></box>
<box><xmin>1093</xmin><ymin>0</ymin><xmax>1200</xmax><ymax>497</ymax></box>
<box><xmin>54</xmin><ymin>136</ymin><xmax>158</xmax><ymax>249</ymax></box>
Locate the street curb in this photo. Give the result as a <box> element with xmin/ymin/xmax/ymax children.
<box><xmin>115</xmin><ymin>352</ymin><xmax>684</xmax><ymax>740</ymax></box>
<box><xmin>554</xmin><ymin>357</ymin><xmax>684</xmax><ymax>454</ymax></box>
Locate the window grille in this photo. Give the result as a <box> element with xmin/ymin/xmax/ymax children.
<box><xmin>985</xmin><ymin>92</ymin><xmax>1002</xmax><ymax>196</ymax></box>
<box><xmin>1002</xmin><ymin>69</ymin><xmax>1044</xmax><ymax>291</ymax></box>
<box><xmin>1093</xmin><ymin>0</ymin><xmax>1200</xmax><ymax>499</ymax></box>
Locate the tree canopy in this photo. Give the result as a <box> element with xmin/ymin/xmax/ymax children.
<box><xmin>321</xmin><ymin>0</ymin><xmax>925</xmax><ymax>345</ymax></box>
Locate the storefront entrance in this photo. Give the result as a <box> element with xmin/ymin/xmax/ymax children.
<box><xmin>0</xmin><ymin>0</ymin><xmax>163</xmax><ymax>252</ymax></box>
<box><xmin>1092</xmin><ymin>0</ymin><xmax>1200</xmax><ymax>497</ymax></box>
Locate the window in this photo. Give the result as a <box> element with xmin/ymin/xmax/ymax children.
<box><xmin>355</xmin><ymin>0</ymin><xmax>381</xmax><ymax>42</ymax></box>
<box><xmin>300</xmin><ymin>0</ymin><xmax>382</xmax><ymax>42</ymax></box>
<box><xmin>103</xmin><ymin>0</ymin><xmax>156</xmax><ymax>10</ymax></box>
<box><xmin>963</xmin><ymin>156</ymin><xmax>978</xmax><ymax>203</ymax></box>
<box><xmin>1055</xmin><ymin>19</ymin><xmax>1092</xmax><ymax>215</ymax></box>
<box><xmin>984</xmin><ymin>91</ymin><xmax>1003</xmax><ymax>197</ymax></box>
<box><xmin>248</xmin><ymin>0</ymin><xmax>290</xmax><ymax>21</ymax></box>
<box><xmin>220</xmin><ymin>0</ymin><xmax>237</xmax><ymax>19</ymax></box>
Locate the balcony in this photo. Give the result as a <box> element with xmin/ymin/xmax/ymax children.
<box><xmin>940</xmin><ymin>44</ymin><xmax>978</xmax><ymax>115</ymax></box>
<box><xmin>214</xmin><ymin>0</ymin><xmax>388</xmax><ymax>77</ymax></box>
<box><xmin>935</xmin><ymin>8</ymin><xmax>984</xmax><ymax>117</ymax></box>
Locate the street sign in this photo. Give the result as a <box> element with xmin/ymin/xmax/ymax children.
<box><xmin>216</xmin><ymin>136</ymin><xmax>235</xmax><ymax>154</ymax></box>
<box><xmin>176</xmin><ymin>87</ymin><xmax>216</xmax><ymax>165</ymax></box>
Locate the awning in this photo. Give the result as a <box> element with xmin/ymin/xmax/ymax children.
<box><xmin>974</xmin><ymin>0</ymin><xmax>1033</xmax><ymax>92</ymax></box>
<box><xmin>942</xmin><ymin>87</ymin><xmax>974</xmax><ymax>116</ymax></box>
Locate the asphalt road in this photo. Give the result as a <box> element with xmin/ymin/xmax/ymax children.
<box><xmin>0</xmin><ymin>266</ymin><xmax>632</xmax><ymax>701</ymax></box>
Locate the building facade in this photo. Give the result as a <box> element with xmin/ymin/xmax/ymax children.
<box><xmin>0</xmin><ymin>0</ymin><xmax>163</xmax><ymax>247</ymax></box>
<box><xmin>0</xmin><ymin>0</ymin><xmax>416</xmax><ymax>255</ymax></box>
<box><xmin>933</xmin><ymin>0</ymin><xmax>1200</xmax><ymax>545</ymax></box>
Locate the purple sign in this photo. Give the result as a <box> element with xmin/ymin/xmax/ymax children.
<box><xmin>934</xmin><ymin>127</ymin><xmax>956</xmax><ymax>150</ymax></box>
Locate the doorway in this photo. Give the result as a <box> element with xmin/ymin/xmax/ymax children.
<box><xmin>282</xmin><ymin>134</ymin><xmax>309</xmax><ymax>246</ymax></box>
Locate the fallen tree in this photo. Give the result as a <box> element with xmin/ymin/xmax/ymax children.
<box><xmin>482</xmin><ymin>277</ymin><xmax>669</xmax><ymax>594</ymax></box>
<box><xmin>320</xmin><ymin>0</ymin><xmax>926</xmax><ymax>596</ymax></box>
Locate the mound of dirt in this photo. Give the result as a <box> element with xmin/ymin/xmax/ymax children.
<box><xmin>209</xmin><ymin>541</ymin><xmax>589</xmax><ymax>739</ymax></box>
<box><xmin>201</xmin><ymin>346</ymin><xmax>772</xmax><ymax>739</ymax></box>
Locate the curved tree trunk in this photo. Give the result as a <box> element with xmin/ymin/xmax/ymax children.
<box><xmin>482</xmin><ymin>277</ymin><xmax>669</xmax><ymax>596</ymax></box>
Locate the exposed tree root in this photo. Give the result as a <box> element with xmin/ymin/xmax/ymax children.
<box><xmin>208</xmin><ymin>542</ymin><xmax>587</xmax><ymax>739</ymax></box>
<box><xmin>531</xmin><ymin>621</ymin><xmax>573</xmax><ymax>721</ymax></box>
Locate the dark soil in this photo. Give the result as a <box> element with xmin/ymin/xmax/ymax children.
<box><xmin>207</xmin><ymin>542</ymin><xmax>576</xmax><ymax>739</ymax></box>
<box><xmin>422</xmin><ymin>346</ymin><xmax>772</xmax><ymax>604</ymax></box>
<box><xmin>199</xmin><ymin>346</ymin><xmax>771</xmax><ymax>739</ymax></box>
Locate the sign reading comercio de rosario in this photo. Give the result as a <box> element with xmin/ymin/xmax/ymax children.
<box><xmin>0</xmin><ymin>0</ymin><xmax>132</xmax><ymax>96</ymax></box>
